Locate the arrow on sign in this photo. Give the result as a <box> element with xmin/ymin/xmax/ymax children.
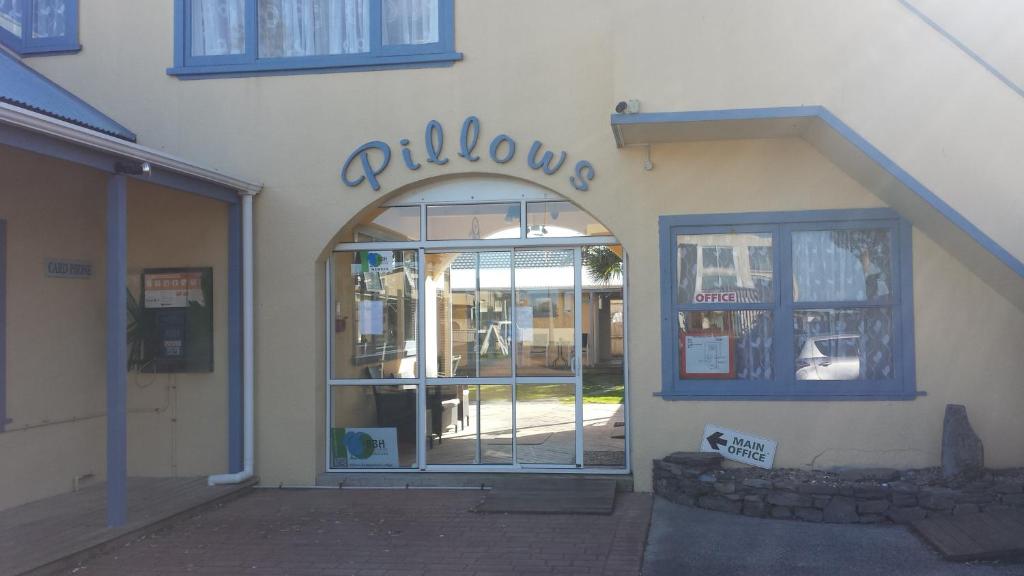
<box><xmin>706</xmin><ymin>431</ymin><xmax>727</xmax><ymax>451</ymax></box>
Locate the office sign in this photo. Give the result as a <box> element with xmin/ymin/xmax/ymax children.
<box><xmin>45</xmin><ymin>259</ymin><xmax>92</xmax><ymax>279</ymax></box>
<box><xmin>701</xmin><ymin>424</ymin><xmax>777</xmax><ymax>469</ymax></box>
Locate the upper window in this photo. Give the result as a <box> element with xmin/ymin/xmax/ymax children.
<box><xmin>659</xmin><ymin>209</ymin><xmax>916</xmax><ymax>400</ymax></box>
<box><xmin>170</xmin><ymin>0</ymin><xmax>459</xmax><ymax>78</ymax></box>
<box><xmin>0</xmin><ymin>0</ymin><xmax>79</xmax><ymax>55</ymax></box>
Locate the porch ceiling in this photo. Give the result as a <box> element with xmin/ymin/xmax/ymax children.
<box><xmin>611</xmin><ymin>106</ymin><xmax>1024</xmax><ymax>310</ymax></box>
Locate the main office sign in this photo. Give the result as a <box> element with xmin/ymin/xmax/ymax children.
<box><xmin>701</xmin><ymin>424</ymin><xmax>777</xmax><ymax>469</ymax></box>
<box><xmin>341</xmin><ymin>116</ymin><xmax>596</xmax><ymax>192</ymax></box>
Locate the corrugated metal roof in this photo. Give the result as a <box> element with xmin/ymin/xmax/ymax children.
<box><xmin>0</xmin><ymin>50</ymin><xmax>136</xmax><ymax>141</ymax></box>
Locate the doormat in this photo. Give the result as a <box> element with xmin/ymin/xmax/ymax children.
<box><xmin>487</xmin><ymin>434</ymin><xmax>551</xmax><ymax>446</ymax></box>
<box><xmin>474</xmin><ymin>477</ymin><xmax>617</xmax><ymax>515</ymax></box>
<box><xmin>912</xmin><ymin>510</ymin><xmax>1024</xmax><ymax>561</ymax></box>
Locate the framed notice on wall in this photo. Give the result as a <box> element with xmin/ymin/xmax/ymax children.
<box><xmin>140</xmin><ymin>267</ymin><xmax>214</xmax><ymax>373</ymax></box>
<box><xmin>680</xmin><ymin>333</ymin><xmax>736</xmax><ymax>379</ymax></box>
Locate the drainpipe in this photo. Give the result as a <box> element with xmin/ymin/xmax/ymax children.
<box><xmin>209</xmin><ymin>192</ymin><xmax>255</xmax><ymax>485</ymax></box>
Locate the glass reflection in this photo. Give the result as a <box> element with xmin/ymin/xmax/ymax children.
<box><xmin>792</xmin><ymin>229</ymin><xmax>891</xmax><ymax>303</ymax></box>
<box><xmin>516</xmin><ymin>384</ymin><xmax>576</xmax><ymax>465</ymax></box>
<box><xmin>425</xmin><ymin>385</ymin><xmax>513</xmax><ymax>465</ymax></box>
<box><xmin>332</xmin><ymin>250</ymin><xmax>419</xmax><ymax>379</ymax></box>
<box><xmin>515</xmin><ymin>250</ymin><xmax>575</xmax><ymax>377</ymax></box>
<box><xmin>330</xmin><ymin>385</ymin><xmax>418</xmax><ymax>468</ymax></box>
<box><xmin>427</xmin><ymin>203</ymin><xmax>520</xmax><ymax>241</ymax></box>
<box><xmin>677</xmin><ymin>233</ymin><xmax>774</xmax><ymax>304</ymax></box>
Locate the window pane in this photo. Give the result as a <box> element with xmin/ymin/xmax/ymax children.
<box><xmin>526</xmin><ymin>201</ymin><xmax>610</xmax><ymax>238</ymax></box>
<box><xmin>31</xmin><ymin>0</ymin><xmax>64</xmax><ymax>38</ymax></box>
<box><xmin>515</xmin><ymin>250</ymin><xmax>575</xmax><ymax>377</ymax></box>
<box><xmin>678</xmin><ymin>310</ymin><xmax>773</xmax><ymax>379</ymax></box>
<box><xmin>425</xmin><ymin>252</ymin><xmax>512</xmax><ymax>379</ymax></box>
<box><xmin>426</xmin><ymin>203</ymin><xmax>520</xmax><ymax>241</ymax></box>
<box><xmin>332</xmin><ymin>250</ymin><xmax>419</xmax><ymax>379</ymax></box>
<box><xmin>792</xmin><ymin>228</ymin><xmax>892</xmax><ymax>303</ymax></box>
<box><xmin>794</xmin><ymin>308</ymin><xmax>893</xmax><ymax>381</ymax></box>
<box><xmin>425</xmin><ymin>384</ymin><xmax>513</xmax><ymax>465</ymax></box>
<box><xmin>677</xmin><ymin>233</ymin><xmax>774</xmax><ymax>304</ymax></box>
<box><xmin>342</xmin><ymin>206</ymin><xmax>419</xmax><ymax>242</ymax></box>
<box><xmin>330</xmin><ymin>385</ymin><xmax>418</xmax><ymax>468</ymax></box>
<box><xmin>0</xmin><ymin>0</ymin><xmax>22</xmax><ymax>38</ymax></box>
<box><xmin>516</xmin><ymin>383</ymin><xmax>576</xmax><ymax>465</ymax></box>
<box><xmin>258</xmin><ymin>0</ymin><xmax>369</xmax><ymax>58</ymax></box>
<box><xmin>191</xmin><ymin>0</ymin><xmax>246</xmax><ymax>56</ymax></box>
<box><xmin>382</xmin><ymin>0</ymin><xmax>438</xmax><ymax>46</ymax></box>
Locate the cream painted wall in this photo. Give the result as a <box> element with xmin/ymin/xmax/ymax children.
<box><xmin>0</xmin><ymin>147</ymin><xmax>230</xmax><ymax>510</ymax></box>
<box><xmin>0</xmin><ymin>146</ymin><xmax>107</xmax><ymax>510</ymax></box>
<box><xmin>16</xmin><ymin>1</ymin><xmax>1024</xmax><ymax>491</ymax></box>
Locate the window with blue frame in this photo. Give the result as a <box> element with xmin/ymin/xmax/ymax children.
<box><xmin>169</xmin><ymin>0</ymin><xmax>460</xmax><ymax>77</ymax></box>
<box><xmin>659</xmin><ymin>209</ymin><xmax>916</xmax><ymax>400</ymax></box>
<box><xmin>0</xmin><ymin>0</ymin><xmax>79</xmax><ymax>55</ymax></box>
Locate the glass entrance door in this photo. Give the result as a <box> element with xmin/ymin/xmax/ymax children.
<box><xmin>420</xmin><ymin>248</ymin><xmax>582</xmax><ymax>468</ymax></box>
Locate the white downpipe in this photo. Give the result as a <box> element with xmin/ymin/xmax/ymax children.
<box><xmin>209</xmin><ymin>193</ymin><xmax>256</xmax><ymax>485</ymax></box>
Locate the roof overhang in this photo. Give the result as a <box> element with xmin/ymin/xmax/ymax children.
<box><xmin>611</xmin><ymin>106</ymin><xmax>1024</xmax><ymax>309</ymax></box>
<box><xmin>0</xmin><ymin>101</ymin><xmax>262</xmax><ymax>200</ymax></box>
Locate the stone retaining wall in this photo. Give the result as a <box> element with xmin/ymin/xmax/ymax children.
<box><xmin>653</xmin><ymin>453</ymin><xmax>1024</xmax><ymax>524</ymax></box>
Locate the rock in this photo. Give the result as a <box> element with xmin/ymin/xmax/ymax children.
<box><xmin>664</xmin><ymin>452</ymin><xmax>724</xmax><ymax>468</ymax></box>
<box><xmin>772</xmin><ymin>479</ymin><xmax>799</xmax><ymax>492</ymax></box>
<box><xmin>857</xmin><ymin>500</ymin><xmax>890</xmax><ymax>515</ymax></box>
<box><xmin>794</xmin><ymin>507</ymin><xmax>824</xmax><ymax>522</ymax></box>
<box><xmin>812</xmin><ymin>496</ymin><xmax>832</xmax><ymax>509</ymax></box>
<box><xmin>766</xmin><ymin>492</ymin><xmax>813</xmax><ymax>508</ymax></box>
<box><xmin>1002</xmin><ymin>494</ymin><xmax>1024</xmax><ymax>507</ymax></box>
<box><xmin>823</xmin><ymin>496</ymin><xmax>859</xmax><ymax>523</ymax></box>
<box><xmin>994</xmin><ymin>482</ymin><xmax>1024</xmax><ymax>494</ymax></box>
<box><xmin>797</xmin><ymin>483</ymin><xmax>839</xmax><ymax>495</ymax></box>
<box><xmin>918</xmin><ymin>488</ymin><xmax>956</xmax><ymax>510</ymax></box>
<box><xmin>891</xmin><ymin>493</ymin><xmax>917</xmax><ymax>507</ymax></box>
<box><xmin>953</xmin><ymin>503</ymin><xmax>979</xmax><ymax>515</ymax></box>
<box><xmin>742</xmin><ymin>478</ymin><xmax>772</xmax><ymax>490</ymax></box>
<box><xmin>941</xmin><ymin>405</ymin><xmax>984</xmax><ymax>478</ymax></box>
<box><xmin>742</xmin><ymin>497</ymin><xmax>767</xmax><ymax>517</ymax></box>
<box><xmin>853</xmin><ymin>484</ymin><xmax>892</xmax><ymax>499</ymax></box>
<box><xmin>698</xmin><ymin>495</ymin><xmax>743</xmax><ymax>514</ymax></box>
<box><xmin>836</xmin><ymin>468</ymin><xmax>899</xmax><ymax>482</ymax></box>
<box><xmin>954</xmin><ymin>492</ymin><xmax>994</xmax><ymax>505</ymax></box>
<box><xmin>770</xmin><ymin>506</ymin><xmax>793</xmax><ymax>519</ymax></box>
<box><xmin>887</xmin><ymin>507</ymin><xmax>928</xmax><ymax>524</ymax></box>
<box><xmin>714</xmin><ymin>481</ymin><xmax>736</xmax><ymax>494</ymax></box>
<box><xmin>858</xmin><ymin>514</ymin><xmax>886</xmax><ymax>524</ymax></box>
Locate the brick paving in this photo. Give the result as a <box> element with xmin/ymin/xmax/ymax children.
<box><xmin>57</xmin><ymin>488</ymin><xmax>652</xmax><ymax>576</ymax></box>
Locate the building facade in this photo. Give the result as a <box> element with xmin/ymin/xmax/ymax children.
<box><xmin>2</xmin><ymin>0</ymin><xmax>1024</xmax><ymax>514</ymax></box>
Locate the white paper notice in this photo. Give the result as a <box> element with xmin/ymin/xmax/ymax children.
<box><xmin>359</xmin><ymin>300</ymin><xmax>384</xmax><ymax>335</ymax></box>
<box><xmin>515</xmin><ymin>306</ymin><xmax>534</xmax><ymax>342</ymax></box>
<box><xmin>685</xmin><ymin>335</ymin><xmax>730</xmax><ymax>374</ymax></box>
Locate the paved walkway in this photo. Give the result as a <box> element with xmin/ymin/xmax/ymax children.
<box><xmin>55</xmin><ymin>489</ymin><xmax>652</xmax><ymax>576</ymax></box>
<box><xmin>645</xmin><ymin>497</ymin><xmax>1024</xmax><ymax>576</ymax></box>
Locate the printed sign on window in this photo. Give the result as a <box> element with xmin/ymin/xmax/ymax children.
<box><xmin>682</xmin><ymin>334</ymin><xmax>736</xmax><ymax>378</ymax></box>
<box><xmin>143</xmin><ymin>271</ymin><xmax>206</xmax><ymax>309</ymax></box>
<box><xmin>331</xmin><ymin>427</ymin><xmax>399</xmax><ymax>468</ymax></box>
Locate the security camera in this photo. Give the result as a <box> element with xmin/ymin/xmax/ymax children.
<box><xmin>614</xmin><ymin>99</ymin><xmax>641</xmax><ymax>114</ymax></box>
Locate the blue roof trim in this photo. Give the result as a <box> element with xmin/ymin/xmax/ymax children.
<box><xmin>0</xmin><ymin>50</ymin><xmax>136</xmax><ymax>141</ymax></box>
<box><xmin>610</xmin><ymin>106</ymin><xmax>1024</xmax><ymax>281</ymax></box>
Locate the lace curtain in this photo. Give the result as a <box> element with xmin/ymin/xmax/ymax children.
<box><xmin>791</xmin><ymin>229</ymin><xmax>891</xmax><ymax>303</ymax></box>
<box><xmin>32</xmin><ymin>0</ymin><xmax>65</xmax><ymax>38</ymax></box>
<box><xmin>191</xmin><ymin>0</ymin><xmax>246</xmax><ymax>56</ymax></box>
<box><xmin>259</xmin><ymin>0</ymin><xmax>369</xmax><ymax>57</ymax></box>
<box><xmin>382</xmin><ymin>0</ymin><xmax>437</xmax><ymax>45</ymax></box>
<box><xmin>0</xmin><ymin>0</ymin><xmax>21</xmax><ymax>37</ymax></box>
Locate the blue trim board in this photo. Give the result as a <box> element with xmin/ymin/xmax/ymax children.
<box><xmin>105</xmin><ymin>175</ymin><xmax>128</xmax><ymax>527</ymax></box>
<box><xmin>0</xmin><ymin>220</ymin><xmax>6</xmax><ymax>432</ymax></box>
<box><xmin>227</xmin><ymin>204</ymin><xmax>243</xmax><ymax>473</ymax></box>
<box><xmin>896</xmin><ymin>0</ymin><xmax>1024</xmax><ymax>100</ymax></box>
<box><xmin>659</xmin><ymin>208</ymin><xmax>917</xmax><ymax>400</ymax></box>
<box><xmin>611</xmin><ymin>106</ymin><xmax>1024</xmax><ymax>283</ymax></box>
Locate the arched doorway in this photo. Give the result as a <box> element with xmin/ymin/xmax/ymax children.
<box><xmin>326</xmin><ymin>177</ymin><xmax>627</xmax><ymax>472</ymax></box>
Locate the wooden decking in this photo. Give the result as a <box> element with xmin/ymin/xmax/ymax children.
<box><xmin>0</xmin><ymin>476</ymin><xmax>255</xmax><ymax>576</ymax></box>
<box><xmin>912</xmin><ymin>510</ymin><xmax>1024</xmax><ymax>562</ymax></box>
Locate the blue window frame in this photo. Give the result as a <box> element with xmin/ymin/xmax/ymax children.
<box><xmin>169</xmin><ymin>0</ymin><xmax>461</xmax><ymax>78</ymax></box>
<box><xmin>0</xmin><ymin>0</ymin><xmax>80</xmax><ymax>55</ymax></box>
<box><xmin>659</xmin><ymin>208</ymin><xmax>917</xmax><ymax>400</ymax></box>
